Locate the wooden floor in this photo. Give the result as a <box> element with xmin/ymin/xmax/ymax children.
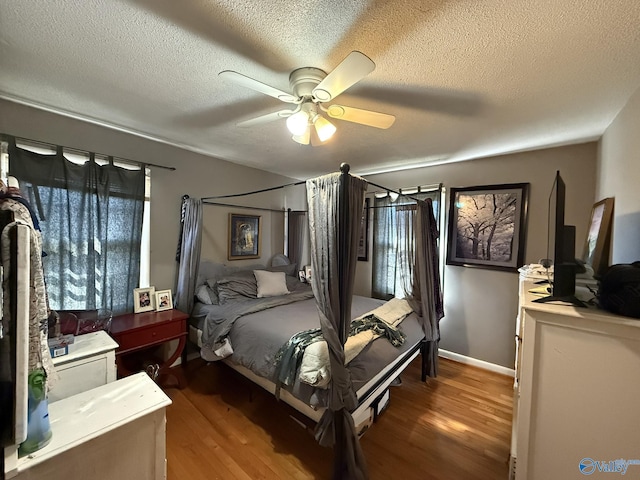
<box><xmin>164</xmin><ymin>357</ymin><xmax>513</xmax><ymax>480</ymax></box>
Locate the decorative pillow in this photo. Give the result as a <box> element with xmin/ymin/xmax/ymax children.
<box><xmin>268</xmin><ymin>263</ymin><xmax>297</xmax><ymax>277</ymax></box>
<box><xmin>254</xmin><ymin>270</ymin><xmax>290</xmax><ymax>298</ymax></box>
<box><xmin>203</xmin><ymin>279</ymin><xmax>220</xmax><ymax>304</ymax></box>
<box><xmin>195</xmin><ymin>284</ymin><xmax>216</xmax><ymax>305</ymax></box>
<box><xmin>216</xmin><ymin>270</ymin><xmax>258</xmax><ymax>303</ymax></box>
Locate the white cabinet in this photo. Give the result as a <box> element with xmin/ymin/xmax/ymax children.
<box><xmin>511</xmin><ymin>278</ymin><xmax>640</xmax><ymax>480</ymax></box>
<box><xmin>5</xmin><ymin>373</ymin><xmax>171</xmax><ymax>480</ymax></box>
<box><xmin>49</xmin><ymin>330</ymin><xmax>118</xmax><ymax>402</ymax></box>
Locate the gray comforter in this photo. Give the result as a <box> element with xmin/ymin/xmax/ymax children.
<box><xmin>197</xmin><ymin>290</ymin><xmax>424</xmax><ymax>408</ymax></box>
<box><xmin>200</xmin><ymin>280</ymin><xmax>314</xmax><ymax>351</ymax></box>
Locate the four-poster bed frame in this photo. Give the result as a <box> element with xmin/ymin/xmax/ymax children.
<box><xmin>178</xmin><ymin>163</ymin><xmax>442</xmax><ymax>479</ymax></box>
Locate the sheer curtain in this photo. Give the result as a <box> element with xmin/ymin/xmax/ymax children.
<box><xmin>397</xmin><ymin>199</ymin><xmax>444</xmax><ymax>376</ymax></box>
<box><xmin>174</xmin><ymin>196</ymin><xmax>203</xmax><ymax>314</ymax></box>
<box><xmin>372</xmin><ymin>190</ymin><xmax>441</xmax><ymax>300</ymax></box>
<box><xmin>8</xmin><ymin>140</ymin><xmax>145</xmax><ymax>314</ymax></box>
<box><xmin>306</xmin><ymin>170</ymin><xmax>368</xmax><ymax>480</ymax></box>
<box><xmin>371</xmin><ymin>195</ymin><xmax>396</xmax><ymax>299</ymax></box>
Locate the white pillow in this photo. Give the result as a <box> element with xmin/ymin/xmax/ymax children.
<box><xmin>253</xmin><ymin>270</ymin><xmax>290</xmax><ymax>298</ymax></box>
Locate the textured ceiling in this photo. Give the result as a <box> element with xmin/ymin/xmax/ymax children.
<box><xmin>1</xmin><ymin>0</ymin><xmax>640</xmax><ymax>179</ymax></box>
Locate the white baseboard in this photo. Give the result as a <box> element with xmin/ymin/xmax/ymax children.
<box><xmin>438</xmin><ymin>349</ymin><xmax>515</xmax><ymax>377</ymax></box>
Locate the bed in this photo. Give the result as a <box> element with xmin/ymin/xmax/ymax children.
<box><xmin>176</xmin><ymin>167</ymin><xmax>442</xmax><ymax>477</ymax></box>
<box><xmin>188</xmin><ymin>260</ymin><xmax>426</xmax><ymax>434</ymax></box>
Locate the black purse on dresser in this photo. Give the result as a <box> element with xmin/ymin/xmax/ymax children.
<box><xmin>597</xmin><ymin>262</ymin><xmax>640</xmax><ymax>318</ymax></box>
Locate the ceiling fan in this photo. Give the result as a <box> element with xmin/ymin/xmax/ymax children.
<box><xmin>219</xmin><ymin>51</ymin><xmax>395</xmax><ymax>145</ymax></box>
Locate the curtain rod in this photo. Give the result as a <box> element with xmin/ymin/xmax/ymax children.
<box><xmin>202</xmin><ymin>180</ymin><xmax>306</xmax><ymax>201</ymax></box>
<box><xmin>367</xmin><ymin>180</ymin><xmax>442</xmax><ymax>204</ymax></box>
<box><xmin>3</xmin><ymin>134</ymin><xmax>176</xmax><ymax>171</ymax></box>
<box><xmin>202</xmin><ymin>200</ymin><xmax>287</xmax><ymax>213</ymax></box>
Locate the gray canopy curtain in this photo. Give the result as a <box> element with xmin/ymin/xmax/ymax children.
<box><xmin>8</xmin><ymin>139</ymin><xmax>145</xmax><ymax>314</ymax></box>
<box><xmin>306</xmin><ymin>167</ymin><xmax>368</xmax><ymax>480</ymax></box>
<box><xmin>398</xmin><ymin>198</ymin><xmax>444</xmax><ymax>376</ymax></box>
<box><xmin>175</xmin><ymin>196</ymin><xmax>203</xmax><ymax>314</ymax></box>
<box><xmin>287</xmin><ymin>210</ymin><xmax>307</xmax><ymax>270</ymax></box>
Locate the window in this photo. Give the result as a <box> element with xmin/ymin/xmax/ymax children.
<box><xmin>371</xmin><ymin>185</ymin><xmax>443</xmax><ymax>300</ymax></box>
<box><xmin>5</xmin><ymin>139</ymin><xmax>149</xmax><ymax>314</ymax></box>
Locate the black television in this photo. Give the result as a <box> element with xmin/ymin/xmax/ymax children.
<box><xmin>534</xmin><ymin>171</ymin><xmax>586</xmax><ymax>307</ymax></box>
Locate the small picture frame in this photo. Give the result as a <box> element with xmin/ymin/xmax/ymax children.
<box><xmin>155</xmin><ymin>289</ymin><xmax>173</xmax><ymax>312</ymax></box>
<box><xmin>582</xmin><ymin>197</ymin><xmax>614</xmax><ymax>276</ymax></box>
<box><xmin>133</xmin><ymin>286</ymin><xmax>155</xmax><ymax>313</ymax></box>
<box><xmin>304</xmin><ymin>265</ymin><xmax>312</xmax><ymax>283</ymax></box>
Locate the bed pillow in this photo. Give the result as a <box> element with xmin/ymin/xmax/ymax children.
<box><xmin>254</xmin><ymin>270</ymin><xmax>290</xmax><ymax>298</ymax></box>
<box><xmin>268</xmin><ymin>263</ymin><xmax>297</xmax><ymax>277</ymax></box>
<box><xmin>197</xmin><ymin>261</ymin><xmax>228</xmax><ymax>288</ymax></box>
<box><xmin>195</xmin><ymin>284</ymin><xmax>217</xmax><ymax>305</ymax></box>
<box><xmin>203</xmin><ymin>279</ymin><xmax>221</xmax><ymax>304</ymax></box>
<box><xmin>216</xmin><ymin>270</ymin><xmax>258</xmax><ymax>303</ymax></box>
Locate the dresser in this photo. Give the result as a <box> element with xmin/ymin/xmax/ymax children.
<box><xmin>49</xmin><ymin>330</ymin><xmax>118</xmax><ymax>403</ymax></box>
<box><xmin>5</xmin><ymin>373</ymin><xmax>171</xmax><ymax>480</ymax></box>
<box><xmin>510</xmin><ymin>277</ymin><xmax>640</xmax><ymax>479</ymax></box>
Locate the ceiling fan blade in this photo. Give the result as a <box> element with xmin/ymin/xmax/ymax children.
<box><xmin>236</xmin><ymin>109</ymin><xmax>295</xmax><ymax>127</ymax></box>
<box><xmin>325</xmin><ymin>105</ymin><xmax>395</xmax><ymax>129</ymax></box>
<box><xmin>219</xmin><ymin>71</ymin><xmax>298</xmax><ymax>103</ymax></box>
<box><xmin>312</xmin><ymin>51</ymin><xmax>375</xmax><ymax>102</ymax></box>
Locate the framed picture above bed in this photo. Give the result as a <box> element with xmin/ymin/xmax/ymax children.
<box><xmin>446</xmin><ymin>183</ymin><xmax>529</xmax><ymax>272</ymax></box>
<box><xmin>228</xmin><ymin>213</ymin><xmax>261</xmax><ymax>260</ymax></box>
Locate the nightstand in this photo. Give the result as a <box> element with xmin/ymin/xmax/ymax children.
<box><xmin>110</xmin><ymin>309</ymin><xmax>188</xmax><ymax>388</ymax></box>
<box><xmin>49</xmin><ymin>330</ymin><xmax>119</xmax><ymax>403</ymax></box>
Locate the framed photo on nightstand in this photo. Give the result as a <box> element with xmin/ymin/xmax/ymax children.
<box><xmin>133</xmin><ymin>287</ymin><xmax>155</xmax><ymax>313</ymax></box>
<box><xmin>155</xmin><ymin>289</ymin><xmax>173</xmax><ymax>311</ymax></box>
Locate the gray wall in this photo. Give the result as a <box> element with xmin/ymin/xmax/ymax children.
<box><xmin>0</xmin><ymin>99</ymin><xmax>301</xmax><ymax>292</ymax></box>
<box><xmin>598</xmin><ymin>84</ymin><xmax>640</xmax><ymax>264</ymax></box>
<box><xmin>2</xmin><ymin>97</ymin><xmax>610</xmax><ymax>370</ymax></box>
<box><xmin>356</xmin><ymin>143</ymin><xmax>598</xmax><ymax>368</ymax></box>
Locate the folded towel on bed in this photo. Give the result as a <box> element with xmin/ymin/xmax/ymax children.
<box><xmin>365</xmin><ymin>297</ymin><xmax>413</xmax><ymax>327</ymax></box>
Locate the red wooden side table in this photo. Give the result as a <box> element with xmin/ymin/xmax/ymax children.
<box><xmin>110</xmin><ymin>309</ymin><xmax>188</xmax><ymax>389</ymax></box>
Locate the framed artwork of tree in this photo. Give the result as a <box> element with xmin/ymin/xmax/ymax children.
<box><xmin>446</xmin><ymin>183</ymin><xmax>529</xmax><ymax>272</ymax></box>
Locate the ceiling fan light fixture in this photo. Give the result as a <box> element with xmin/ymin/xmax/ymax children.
<box><xmin>286</xmin><ymin>110</ymin><xmax>309</xmax><ymax>136</ymax></box>
<box><xmin>314</xmin><ymin>115</ymin><xmax>336</xmax><ymax>142</ymax></box>
<box><xmin>292</xmin><ymin>128</ymin><xmax>311</xmax><ymax>145</ymax></box>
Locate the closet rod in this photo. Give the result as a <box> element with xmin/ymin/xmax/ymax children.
<box><xmin>202</xmin><ymin>180</ymin><xmax>306</xmax><ymax>201</ymax></box>
<box><xmin>4</xmin><ymin>135</ymin><xmax>176</xmax><ymax>171</ymax></box>
<box><xmin>202</xmin><ymin>200</ymin><xmax>287</xmax><ymax>213</ymax></box>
